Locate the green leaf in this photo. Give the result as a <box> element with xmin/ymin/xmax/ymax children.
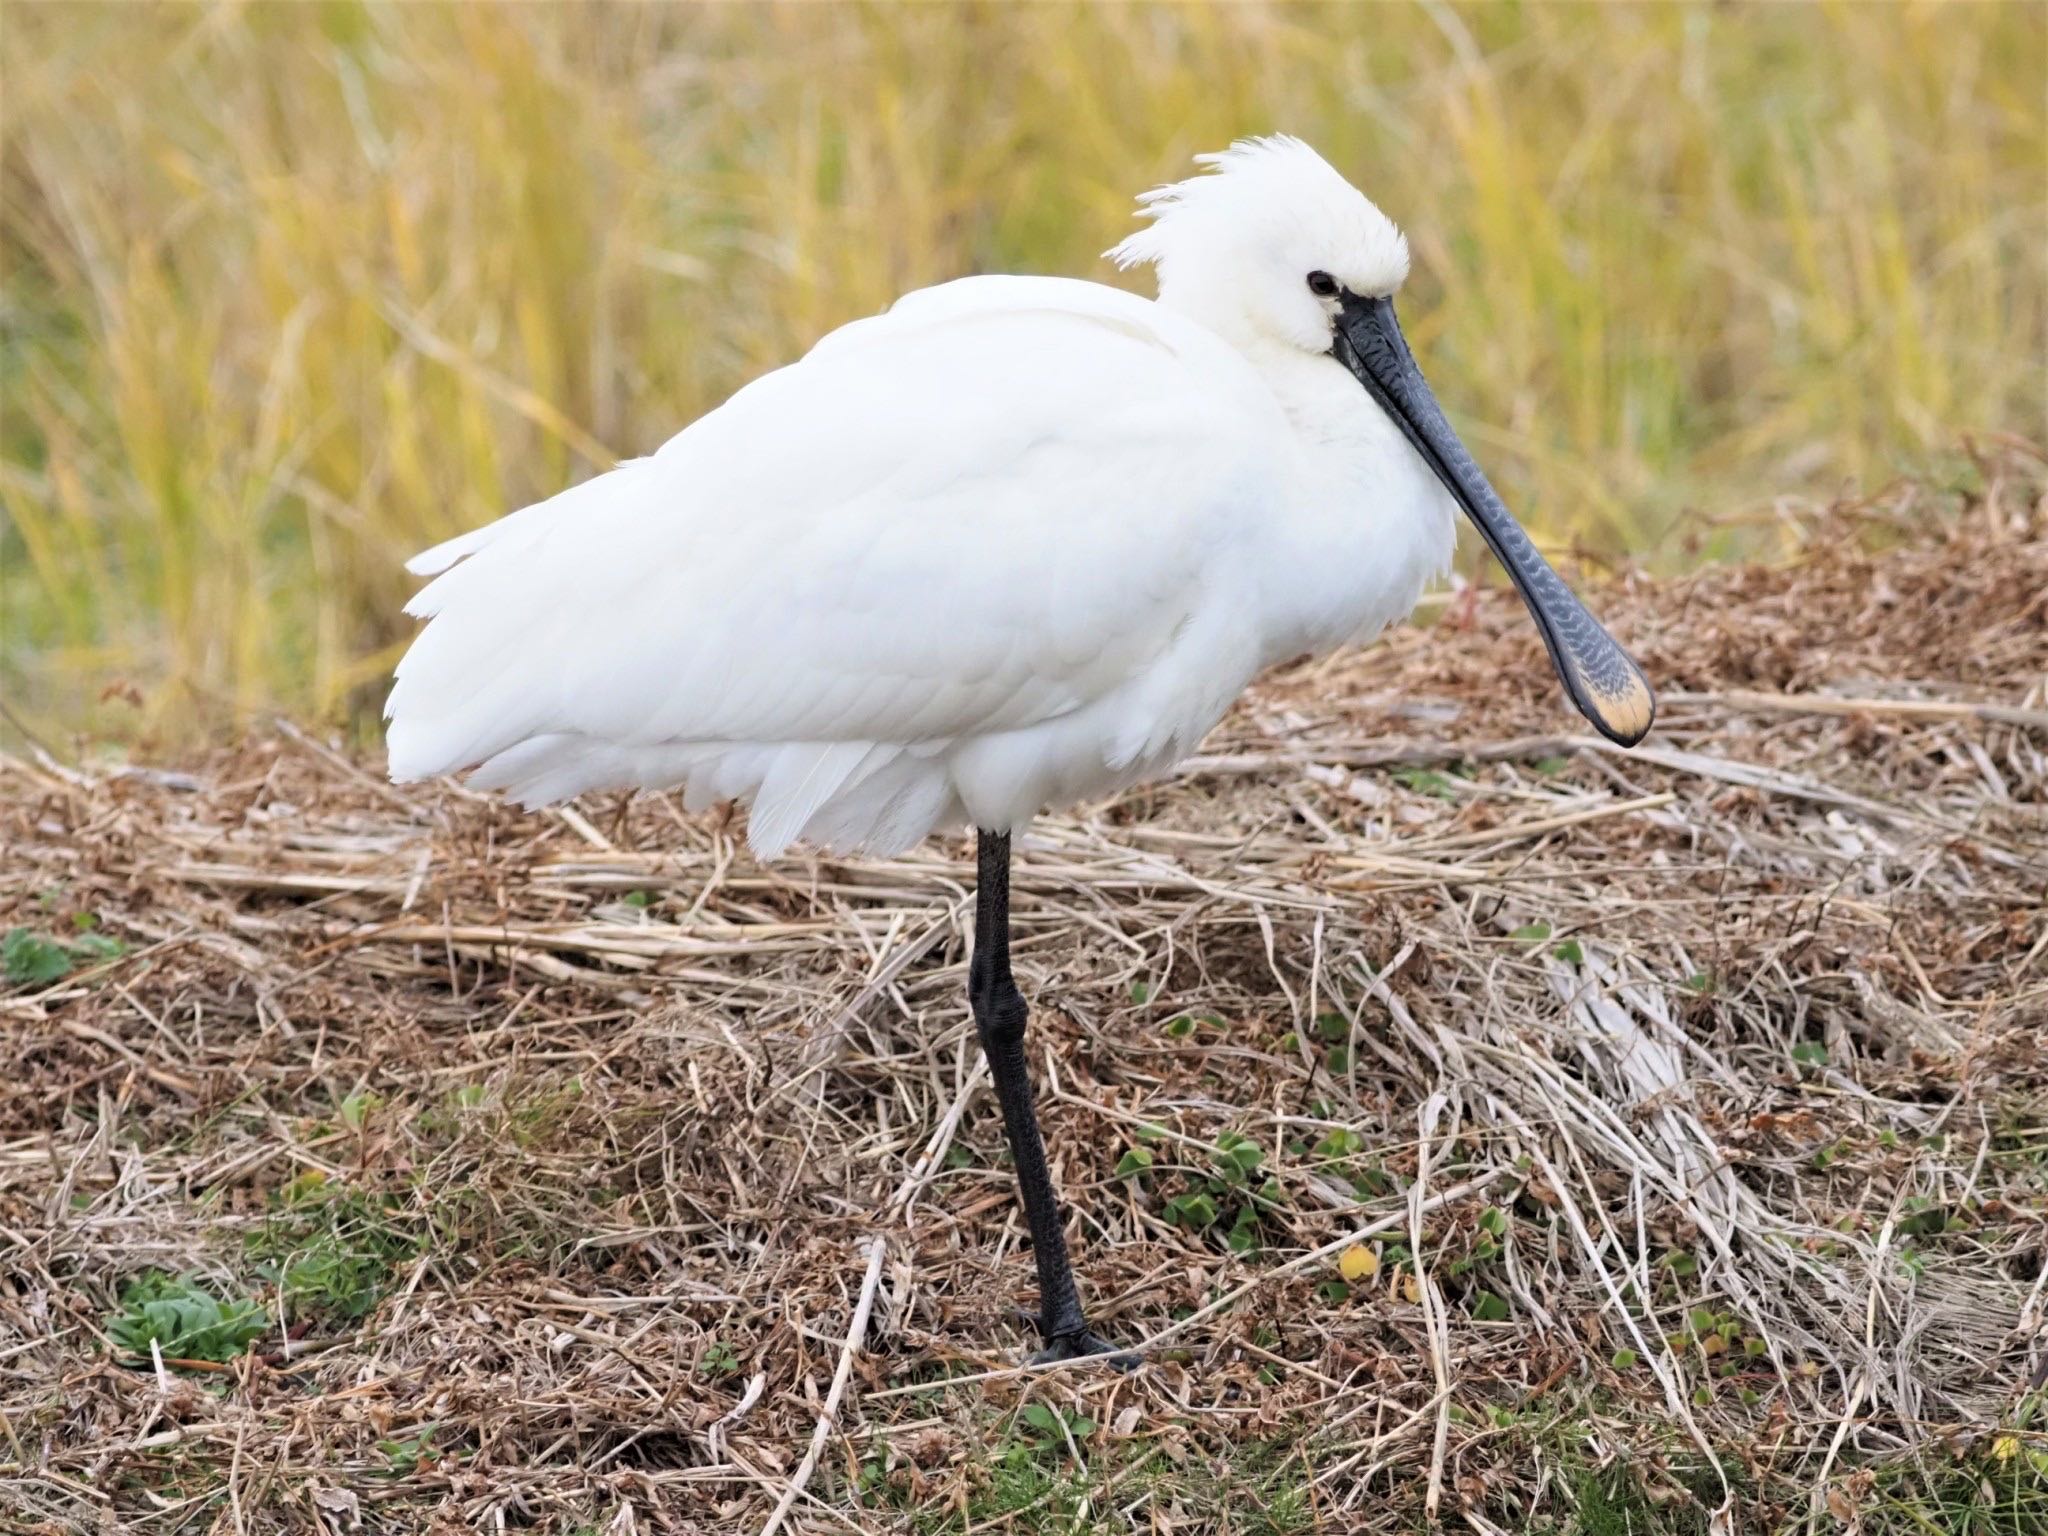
<box><xmin>106</xmin><ymin>1271</ymin><xmax>267</xmax><ymax>1363</ymax></box>
<box><xmin>1067</xmin><ymin>1414</ymin><xmax>1095</xmax><ymax>1437</ymax></box>
<box><xmin>377</xmin><ymin>1423</ymin><xmax>441</xmax><ymax>1476</ymax></box>
<box><xmin>1020</xmin><ymin>1402</ymin><xmax>1058</xmax><ymax>1433</ymax></box>
<box><xmin>1552</xmin><ymin>939</ymin><xmax>1584</xmax><ymax>965</ymax></box>
<box><xmin>1314</xmin><ymin>1128</ymin><xmax>1364</xmax><ymax>1160</ymax></box>
<box><xmin>1393</xmin><ymin>767</ymin><xmax>1459</xmax><ymax>800</ymax></box>
<box><xmin>1317</xmin><ymin>1280</ymin><xmax>1350</xmax><ymax>1304</ymax></box>
<box><xmin>1687</xmin><ymin>1308</ymin><xmax>1717</xmax><ymax>1335</ymax></box>
<box><xmin>1478</xmin><ymin>1206</ymin><xmax>1509</xmax><ymax>1239</ymax></box>
<box><xmin>4</xmin><ymin>928</ymin><xmax>73</xmax><ymax>986</ymax></box>
<box><xmin>1682</xmin><ymin>971</ymin><xmax>1715</xmax><ymax>994</ymax></box>
<box><xmin>1324</xmin><ymin>1045</ymin><xmax>1350</xmax><ymax>1073</ymax></box>
<box><xmin>1899</xmin><ymin>1203</ymin><xmax>1948</xmax><ymax>1237</ymax></box>
<box><xmin>1315</xmin><ymin>1012</ymin><xmax>1349</xmax><ymax>1042</ymax></box>
<box><xmin>1660</xmin><ymin>1251</ymin><xmax>1698</xmax><ymax>1276</ymax></box>
<box><xmin>1471</xmin><ymin>1291</ymin><xmax>1509</xmax><ymax>1322</ymax></box>
<box><xmin>1610</xmin><ymin>1348</ymin><xmax>1638</xmax><ymax>1370</ymax></box>
<box><xmin>1350</xmin><ymin>1165</ymin><xmax>1391</xmax><ymax>1199</ymax></box>
<box><xmin>338</xmin><ymin>1092</ymin><xmax>381</xmax><ymax>1132</ymax></box>
<box><xmin>1163</xmin><ymin>1015</ymin><xmax>1195</xmax><ymax>1038</ymax></box>
<box><xmin>1533</xmin><ymin>756</ymin><xmax>1570</xmax><ymax>776</ymax></box>
<box><xmin>1166</xmin><ymin>1191</ymin><xmax>1218</xmax><ymax>1229</ymax></box>
<box><xmin>1114</xmin><ymin>1147</ymin><xmax>1154</xmax><ymax>1178</ymax></box>
<box><xmin>1790</xmin><ymin>1041</ymin><xmax>1829</xmax><ymax>1068</ymax></box>
<box><xmin>622</xmin><ymin>889</ymin><xmax>653</xmax><ymax>908</ymax></box>
<box><xmin>1128</xmin><ymin>980</ymin><xmax>1151</xmax><ymax>1004</ymax></box>
<box><xmin>277</xmin><ymin>1168</ymin><xmax>329</xmax><ymax>1205</ymax></box>
<box><xmin>1509</xmin><ymin>921</ymin><xmax>1551</xmax><ymax>943</ymax></box>
<box><xmin>72</xmin><ymin>932</ymin><xmax>126</xmax><ymax>961</ymax></box>
<box><xmin>1226</xmin><ymin>1213</ymin><xmax>1260</xmax><ymax>1255</ymax></box>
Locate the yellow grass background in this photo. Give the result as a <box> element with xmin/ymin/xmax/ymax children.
<box><xmin>4</xmin><ymin>1</ymin><xmax>2044</xmax><ymax>737</ymax></box>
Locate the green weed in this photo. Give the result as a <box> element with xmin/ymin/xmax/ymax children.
<box><xmin>246</xmin><ymin>1176</ymin><xmax>422</xmax><ymax>1325</ymax></box>
<box><xmin>4</xmin><ymin>918</ymin><xmax>125</xmax><ymax>987</ymax></box>
<box><xmin>106</xmin><ymin>1271</ymin><xmax>267</xmax><ymax>1364</ymax></box>
<box><xmin>698</xmin><ymin>1340</ymin><xmax>741</xmax><ymax>1378</ymax></box>
<box><xmin>1131</xmin><ymin>1127</ymin><xmax>1287</xmax><ymax>1257</ymax></box>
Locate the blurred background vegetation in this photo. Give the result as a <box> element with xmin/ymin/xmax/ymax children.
<box><xmin>4</xmin><ymin>1</ymin><xmax>2043</xmax><ymax>740</ymax></box>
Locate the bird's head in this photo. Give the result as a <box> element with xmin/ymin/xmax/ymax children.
<box><xmin>1110</xmin><ymin>136</ymin><xmax>1655</xmax><ymax>749</ymax></box>
<box><xmin>1108</xmin><ymin>135</ymin><xmax>1411</xmax><ymax>353</ymax></box>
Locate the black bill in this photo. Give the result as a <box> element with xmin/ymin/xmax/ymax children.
<box><xmin>1332</xmin><ymin>294</ymin><xmax>1655</xmax><ymax>747</ymax></box>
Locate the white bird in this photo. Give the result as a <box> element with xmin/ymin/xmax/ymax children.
<box><xmin>388</xmin><ymin>136</ymin><xmax>1653</xmax><ymax>1363</ymax></box>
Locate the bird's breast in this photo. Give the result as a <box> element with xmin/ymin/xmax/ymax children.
<box><xmin>1250</xmin><ymin>387</ymin><xmax>1458</xmax><ymax>668</ymax></box>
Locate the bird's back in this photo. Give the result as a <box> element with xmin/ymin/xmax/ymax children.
<box><xmin>386</xmin><ymin>276</ymin><xmax>1291</xmax><ymax>857</ymax></box>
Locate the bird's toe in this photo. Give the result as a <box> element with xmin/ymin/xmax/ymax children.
<box><xmin>1030</xmin><ymin>1329</ymin><xmax>1137</xmax><ymax>1371</ymax></box>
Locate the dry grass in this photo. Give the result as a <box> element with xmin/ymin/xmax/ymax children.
<box><xmin>5</xmin><ymin>2</ymin><xmax>2045</xmax><ymax>734</ymax></box>
<box><xmin>2</xmin><ymin>449</ymin><xmax>2044</xmax><ymax>1532</ymax></box>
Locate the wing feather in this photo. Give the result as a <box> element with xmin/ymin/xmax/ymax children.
<box><xmin>386</xmin><ymin>277</ymin><xmax>1284</xmax><ymax>806</ymax></box>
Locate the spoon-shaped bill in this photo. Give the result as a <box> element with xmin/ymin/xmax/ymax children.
<box><xmin>1332</xmin><ymin>296</ymin><xmax>1655</xmax><ymax>747</ymax></box>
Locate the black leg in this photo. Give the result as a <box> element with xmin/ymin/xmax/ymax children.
<box><xmin>969</xmin><ymin>828</ymin><xmax>1126</xmax><ymax>1365</ymax></box>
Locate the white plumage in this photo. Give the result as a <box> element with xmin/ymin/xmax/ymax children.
<box><xmin>385</xmin><ymin>139</ymin><xmax>1475</xmax><ymax>856</ymax></box>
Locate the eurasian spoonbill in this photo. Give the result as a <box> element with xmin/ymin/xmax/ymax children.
<box><xmin>387</xmin><ymin>136</ymin><xmax>1654</xmax><ymax>1363</ymax></box>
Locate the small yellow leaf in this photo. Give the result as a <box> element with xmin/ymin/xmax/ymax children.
<box><xmin>1339</xmin><ymin>1245</ymin><xmax>1379</xmax><ymax>1282</ymax></box>
<box><xmin>1399</xmin><ymin>1271</ymin><xmax>1422</xmax><ymax>1304</ymax></box>
<box><xmin>1700</xmin><ymin>1334</ymin><xmax>1727</xmax><ymax>1357</ymax></box>
<box><xmin>1993</xmin><ymin>1435</ymin><xmax>2020</xmax><ymax>1463</ymax></box>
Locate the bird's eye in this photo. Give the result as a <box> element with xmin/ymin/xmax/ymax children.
<box><xmin>1306</xmin><ymin>271</ymin><xmax>1338</xmax><ymax>298</ymax></box>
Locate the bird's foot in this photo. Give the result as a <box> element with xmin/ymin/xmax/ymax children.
<box><xmin>1031</xmin><ymin>1327</ymin><xmax>1137</xmax><ymax>1370</ymax></box>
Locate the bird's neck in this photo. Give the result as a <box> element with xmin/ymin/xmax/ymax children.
<box><xmin>1147</xmin><ymin>287</ymin><xmax>1457</xmax><ymax>660</ymax></box>
<box><xmin>1231</xmin><ymin>335</ymin><xmax>1460</xmax><ymax>666</ymax></box>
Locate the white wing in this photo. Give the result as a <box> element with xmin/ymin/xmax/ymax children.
<box><xmin>385</xmin><ymin>276</ymin><xmax>1287</xmax><ymax>854</ymax></box>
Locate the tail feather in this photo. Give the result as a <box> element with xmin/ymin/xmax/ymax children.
<box><xmin>796</xmin><ymin>750</ymin><xmax>960</xmax><ymax>855</ymax></box>
<box><xmin>746</xmin><ymin>741</ymin><xmax>888</xmax><ymax>860</ymax></box>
